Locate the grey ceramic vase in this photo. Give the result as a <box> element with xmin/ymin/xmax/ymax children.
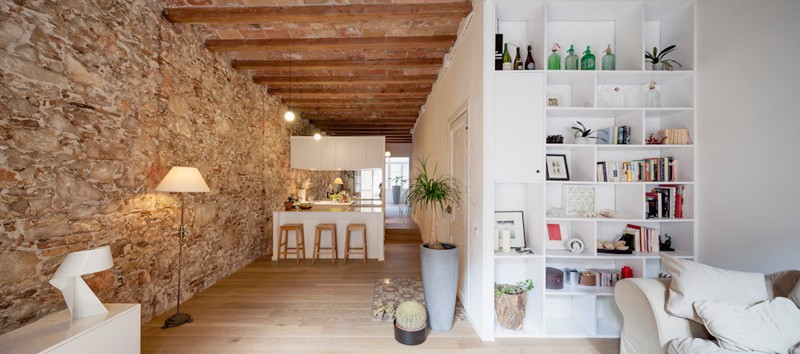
<box><xmin>420</xmin><ymin>243</ymin><xmax>459</xmax><ymax>332</ymax></box>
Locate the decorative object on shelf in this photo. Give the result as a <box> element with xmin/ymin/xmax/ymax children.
<box><xmin>514</xmin><ymin>46</ymin><xmax>523</xmax><ymax>70</ymax></box>
<box><xmin>546</xmin><ymin>267</ymin><xmax>564</xmax><ymax>290</ymax></box>
<box><xmin>545</xmin><ymin>154</ymin><xmax>570</xmax><ymax>181</ymax></box>
<box><xmin>657</xmin><ymin>128</ymin><xmax>692</xmax><ymax>145</ymax></box>
<box><xmin>502</xmin><ymin>43</ymin><xmax>512</xmax><ymax>70</ymax></box>
<box><xmin>500</xmin><ymin>229</ymin><xmax>511</xmax><ymax>253</ymax></box>
<box><xmin>566</xmin><ymin>238</ymin><xmax>585</xmax><ymax>254</ymax></box>
<box><xmin>298</xmin><ymin>178</ymin><xmax>312</xmax><ymax>202</ymax></box>
<box><xmin>598</xmin><ymin>233</ymin><xmax>634</xmax><ymax>254</ymax></box>
<box><xmin>646</xmin><ymin>133</ymin><xmax>668</xmax><ymax>145</ymax></box>
<box><xmin>517</xmin><ymin>248</ymin><xmax>534</xmax><ymax>255</ymax></box>
<box><xmin>393</xmin><ymin>301</ymin><xmax>428</xmax><ymax>345</ymax></box>
<box><xmin>546</xmin><ymin>135</ymin><xmax>564</xmax><ymax>144</ymax></box>
<box><xmin>598</xmin><ymin>209</ymin><xmax>617</xmax><ymax>218</ymax></box>
<box><xmin>546</xmin><ymin>93</ymin><xmax>562</xmax><ymax>107</ymax></box>
<box><xmin>563</xmin><ymin>185</ymin><xmax>595</xmax><ymax>216</ymax></box>
<box><xmin>285</xmin><ymin>195</ymin><xmax>296</xmax><ymax>211</ymax></box>
<box><xmin>494</xmin><ymin>279</ymin><xmax>534</xmax><ymax>331</ymax></box>
<box><xmin>621</xmin><ymin>266</ymin><xmax>634</xmax><ymax>279</ymax></box>
<box><xmin>564</xmin><ymin>268</ymin><xmax>580</xmax><ymax>286</ymax></box>
<box><xmin>598</xmin><ymin>86</ymin><xmax>628</xmax><ymax>107</ymax></box>
<box><xmin>660</xmin><ymin>234</ymin><xmax>675</xmax><ymax>252</ymax></box>
<box><xmin>565</xmin><ymin>44</ymin><xmax>579</xmax><ymax>70</ymax></box>
<box><xmin>645</xmin><ymin>81</ymin><xmax>661</xmax><ymax>107</ymax></box>
<box><xmin>406</xmin><ymin>157</ymin><xmax>463</xmax><ymax>332</ymax></box>
<box><xmin>579</xmin><ymin>271</ymin><xmax>597</xmax><ymax>286</ymax></box>
<box><xmin>645</xmin><ymin>45</ymin><xmax>683</xmax><ymax>71</ymax></box>
<box><xmin>548</xmin><ymin>43</ymin><xmax>561</xmax><ymax>70</ymax></box>
<box><xmin>525</xmin><ymin>45</ymin><xmax>535</xmax><ymax>70</ymax></box>
<box><xmin>299</xmin><ymin>203</ymin><xmax>312</xmax><ymax>210</ymax></box>
<box><xmin>156</xmin><ymin>166</ymin><xmax>210</xmax><ymax>329</ymax></box>
<box><xmin>580</xmin><ymin>46</ymin><xmax>595</xmax><ymax>70</ymax></box>
<box><xmin>495</xmin><ymin>211</ymin><xmax>526</xmax><ymax>249</ymax></box>
<box><xmin>494</xmin><ymin>228</ymin><xmax>500</xmax><ymax>252</ymax></box>
<box><xmin>546</xmin><ymin>223</ymin><xmax>567</xmax><ymax>250</ymax></box>
<box><xmin>49</xmin><ymin>246</ymin><xmax>113</xmax><ymax>319</ymax></box>
<box><xmin>571</xmin><ymin>121</ymin><xmax>606</xmax><ymax>144</ymax></box>
<box><xmin>602</xmin><ymin>44</ymin><xmax>615</xmax><ymax>70</ymax></box>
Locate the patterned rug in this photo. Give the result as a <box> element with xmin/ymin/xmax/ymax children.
<box><xmin>371</xmin><ymin>277</ymin><xmax>467</xmax><ymax>322</ymax></box>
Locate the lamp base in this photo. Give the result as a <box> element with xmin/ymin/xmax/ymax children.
<box><xmin>161</xmin><ymin>312</ymin><xmax>193</xmax><ymax>329</ymax></box>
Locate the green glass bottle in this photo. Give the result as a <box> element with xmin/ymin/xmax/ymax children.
<box><xmin>565</xmin><ymin>44</ymin><xmax>578</xmax><ymax>70</ymax></box>
<box><xmin>547</xmin><ymin>43</ymin><xmax>561</xmax><ymax>70</ymax></box>
<box><xmin>502</xmin><ymin>43</ymin><xmax>512</xmax><ymax>71</ymax></box>
<box><xmin>602</xmin><ymin>44</ymin><xmax>616</xmax><ymax>70</ymax></box>
<box><xmin>581</xmin><ymin>46</ymin><xmax>595</xmax><ymax>70</ymax></box>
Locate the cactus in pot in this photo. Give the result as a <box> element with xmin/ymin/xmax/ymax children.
<box><xmin>393</xmin><ymin>301</ymin><xmax>428</xmax><ymax>345</ymax></box>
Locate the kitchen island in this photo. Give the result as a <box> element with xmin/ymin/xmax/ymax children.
<box><xmin>272</xmin><ymin>201</ymin><xmax>384</xmax><ymax>261</ymax></box>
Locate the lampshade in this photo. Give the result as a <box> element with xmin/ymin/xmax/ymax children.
<box><xmin>333</xmin><ymin>177</ymin><xmax>344</xmax><ymax>185</ymax></box>
<box><xmin>156</xmin><ymin>167</ymin><xmax>210</xmax><ymax>193</ymax></box>
<box><xmin>49</xmin><ymin>246</ymin><xmax>113</xmax><ymax>319</ymax></box>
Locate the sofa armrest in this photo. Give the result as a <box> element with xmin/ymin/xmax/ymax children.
<box><xmin>615</xmin><ymin>278</ymin><xmax>710</xmax><ymax>354</ymax></box>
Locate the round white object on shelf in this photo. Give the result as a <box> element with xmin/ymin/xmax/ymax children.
<box><xmin>567</xmin><ymin>238</ymin><xmax>584</xmax><ymax>253</ymax></box>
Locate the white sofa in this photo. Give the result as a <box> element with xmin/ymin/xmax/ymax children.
<box><xmin>614</xmin><ymin>271</ymin><xmax>800</xmax><ymax>354</ymax></box>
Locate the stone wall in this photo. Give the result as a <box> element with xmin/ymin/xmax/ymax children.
<box><xmin>0</xmin><ymin>0</ymin><xmax>312</xmax><ymax>333</ymax></box>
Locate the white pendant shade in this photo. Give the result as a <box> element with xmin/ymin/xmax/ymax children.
<box><xmin>156</xmin><ymin>166</ymin><xmax>210</xmax><ymax>193</ymax></box>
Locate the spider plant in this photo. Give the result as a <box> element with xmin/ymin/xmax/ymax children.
<box><xmin>404</xmin><ymin>157</ymin><xmax>462</xmax><ymax>250</ymax></box>
<box><xmin>571</xmin><ymin>121</ymin><xmax>607</xmax><ymax>142</ymax></box>
<box><xmin>645</xmin><ymin>45</ymin><xmax>683</xmax><ymax>70</ymax></box>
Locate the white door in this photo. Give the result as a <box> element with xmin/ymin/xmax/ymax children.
<box><xmin>448</xmin><ymin>110</ymin><xmax>468</xmax><ymax>303</ymax></box>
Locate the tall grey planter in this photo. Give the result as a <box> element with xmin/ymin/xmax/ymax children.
<box><xmin>420</xmin><ymin>243</ymin><xmax>459</xmax><ymax>332</ymax></box>
<box><xmin>392</xmin><ymin>185</ymin><xmax>402</xmax><ymax>204</ymax></box>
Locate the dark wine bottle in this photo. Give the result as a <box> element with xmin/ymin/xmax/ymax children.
<box><xmin>525</xmin><ymin>45</ymin><xmax>535</xmax><ymax>70</ymax></box>
<box><xmin>514</xmin><ymin>47</ymin><xmax>523</xmax><ymax>70</ymax></box>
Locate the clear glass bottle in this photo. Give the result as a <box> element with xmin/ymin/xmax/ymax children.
<box><xmin>502</xmin><ymin>43</ymin><xmax>512</xmax><ymax>71</ymax></box>
<box><xmin>548</xmin><ymin>43</ymin><xmax>561</xmax><ymax>70</ymax></box>
<box><xmin>602</xmin><ymin>44</ymin><xmax>615</xmax><ymax>70</ymax></box>
<box><xmin>580</xmin><ymin>46</ymin><xmax>595</xmax><ymax>70</ymax></box>
<box><xmin>645</xmin><ymin>81</ymin><xmax>661</xmax><ymax>107</ymax></box>
<box><xmin>565</xmin><ymin>44</ymin><xmax>579</xmax><ymax>70</ymax></box>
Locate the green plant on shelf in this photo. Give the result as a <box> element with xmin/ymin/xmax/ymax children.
<box><xmin>571</xmin><ymin>121</ymin><xmax>607</xmax><ymax>143</ymax></box>
<box><xmin>645</xmin><ymin>45</ymin><xmax>683</xmax><ymax>71</ymax></box>
<box><xmin>494</xmin><ymin>279</ymin><xmax>534</xmax><ymax>297</ymax></box>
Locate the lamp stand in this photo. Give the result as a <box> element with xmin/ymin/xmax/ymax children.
<box><xmin>162</xmin><ymin>193</ymin><xmax>193</xmax><ymax>329</ymax></box>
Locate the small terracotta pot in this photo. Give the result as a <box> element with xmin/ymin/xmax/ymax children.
<box><xmin>284</xmin><ymin>202</ymin><xmax>294</xmax><ymax>211</ymax></box>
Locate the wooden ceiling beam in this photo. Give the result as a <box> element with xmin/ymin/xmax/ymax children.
<box><xmin>254</xmin><ymin>75</ymin><xmax>437</xmax><ymax>85</ymax></box>
<box><xmin>271</xmin><ymin>87</ymin><xmax>429</xmax><ymax>95</ymax></box>
<box><xmin>233</xmin><ymin>58</ymin><xmax>442</xmax><ymax>70</ymax></box>
<box><xmin>284</xmin><ymin>97</ymin><xmax>425</xmax><ymax>105</ymax></box>
<box><xmin>163</xmin><ymin>3</ymin><xmax>471</xmax><ymax>24</ymax></box>
<box><xmin>207</xmin><ymin>35</ymin><xmax>457</xmax><ymax>52</ymax></box>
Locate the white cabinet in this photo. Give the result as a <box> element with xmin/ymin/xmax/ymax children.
<box><xmin>291</xmin><ymin>136</ymin><xmax>385</xmax><ymax>170</ymax></box>
<box><xmin>494</xmin><ymin>72</ymin><xmax>545</xmax><ymax>182</ymax></box>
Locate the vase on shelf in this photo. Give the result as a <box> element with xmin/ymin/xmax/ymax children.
<box><xmin>575</xmin><ymin>137</ymin><xmax>594</xmax><ymax>144</ymax></box>
<box><xmin>297</xmin><ymin>189</ymin><xmax>307</xmax><ymax>203</ymax></box>
<box><xmin>652</xmin><ymin>62</ymin><xmax>664</xmax><ymax>71</ymax></box>
<box><xmin>645</xmin><ymin>81</ymin><xmax>661</xmax><ymax>107</ymax></box>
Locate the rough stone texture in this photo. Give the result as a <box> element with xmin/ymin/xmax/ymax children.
<box><xmin>0</xmin><ymin>0</ymin><xmax>314</xmax><ymax>333</ymax></box>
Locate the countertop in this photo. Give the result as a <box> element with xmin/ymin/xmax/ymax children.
<box><xmin>276</xmin><ymin>205</ymin><xmax>382</xmax><ymax>213</ymax></box>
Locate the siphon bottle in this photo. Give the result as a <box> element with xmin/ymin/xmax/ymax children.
<box><xmin>602</xmin><ymin>44</ymin><xmax>615</xmax><ymax>70</ymax></box>
<box><xmin>580</xmin><ymin>46</ymin><xmax>595</xmax><ymax>70</ymax></box>
<box><xmin>548</xmin><ymin>43</ymin><xmax>561</xmax><ymax>70</ymax></box>
<box><xmin>565</xmin><ymin>44</ymin><xmax>579</xmax><ymax>70</ymax></box>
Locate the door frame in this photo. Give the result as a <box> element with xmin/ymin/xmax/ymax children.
<box><xmin>447</xmin><ymin>101</ymin><xmax>470</xmax><ymax>305</ymax></box>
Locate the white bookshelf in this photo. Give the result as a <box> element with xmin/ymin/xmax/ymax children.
<box><xmin>489</xmin><ymin>0</ymin><xmax>696</xmax><ymax>339</ymax></box>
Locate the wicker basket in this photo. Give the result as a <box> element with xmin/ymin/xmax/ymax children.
<box><xmin>495</xmin><ymin>293</ymin><xmax>527</xmax><ymax>330</ymax></box>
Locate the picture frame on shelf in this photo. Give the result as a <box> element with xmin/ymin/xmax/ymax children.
<box><xmin>495</xmin><ymin>211</ymin><xmax>526</xmax><ymax>249</ymax></box>
<box><xmin>546</xmin><ymin>93</ymin><xmax>562</xmax><ymax>107</ymax></box>
<box><xmin>563</xmin><ymin>185</ymin><xmax>596</xmax><ymax>216</ymax></box>
<box><xmin>546</xmin><ymin>223</ymin><xmax>567</xmax><ymax>250</ymax></box>
<box><xmin>545</xmin><ymin>154</ymin><xmax>570</xmax><ymax>181</ymax></box>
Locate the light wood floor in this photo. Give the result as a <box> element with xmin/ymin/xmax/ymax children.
<box><xmin>142</xmin><ymin>243</ymin><xmax>618</xmax><ymax>353</ymax></box>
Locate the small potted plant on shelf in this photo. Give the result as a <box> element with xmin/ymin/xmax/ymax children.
<box><xmin>494</xmin><ymin>279</ymin><xmax>534</xmax><ymax>331</ymax></box>
<box><xmin>393</xmin><ymin>301</ymin><xmax>428</xmax><ymax>345</ymax></box>
<box><xmin>645</xmin><ymin>45</ymin><xmax>683</xmax><ymax>71</ymax></box>
<box><xmin>284</xmin><ymin>195</ymin><xmax>297</xmax><ymax>211</ymax></box>
<box><xmin>571</xmin><ymin>121</ymin><xmax>606</xmax><ymax>144</ymax></box>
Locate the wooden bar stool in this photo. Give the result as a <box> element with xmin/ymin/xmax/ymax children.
<box><xmin>277</xmin><ymin>223</ymin><xmax>305</xmax><ymax>264</ymax></box>
<box><xmin>344</xmin><ymin>223</ymin><xmax>367</xmax><ymax>264</ymax></box>
<box><xmin>313</xmin><ymin>223</ymin><xmax>338</xmax><ymax>264</ymax></box>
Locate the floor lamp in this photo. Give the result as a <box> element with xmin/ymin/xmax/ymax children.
<box><xmin>156</xmin><ymin>166</ymin><xmax>210</xmax><ymax>329</ymax></box>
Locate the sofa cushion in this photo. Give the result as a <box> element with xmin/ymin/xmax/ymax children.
<box><xmin>667</xmin><ymin>337</ymin><xmax>754</xmax><ymax>354</ymax></box>
<box><xmin>694</xmin><ymin>297</ymin><xmax>800</xmax><ymax>353</ymax></box>
<box><xmin>765</xmin><ymin>270</ymin><xmax>800</xmax><ymax>298</ymax></box>
<box><xmin>662</xmin><ymin>254</ymin><xmax>768</xmax><ymax>322</ymax></box>
<box><xmin>790</xmin><ymin>281</ymin><xmax>800</xmax><ymax>308</ymax></box>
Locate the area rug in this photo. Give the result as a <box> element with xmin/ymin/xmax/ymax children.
<box><xmin>372</xmin><ymin>277</ymin><xmax>467</xmax><ymax>322</ymax></box>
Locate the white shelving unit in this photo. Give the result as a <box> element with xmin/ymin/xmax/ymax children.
<box><xmin>489</xmin><ymin>0</ymin><xmax>696</xmax><ymax>339</ymax></box>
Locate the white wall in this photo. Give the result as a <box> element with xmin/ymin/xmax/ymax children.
<box><xmin>697</xmin><ymin>0</ymin><xmax>800</xmax><ymax>273</ymax></box>
<box><xmin>412</xmin><ymin>0</ymin><xmax>490</xmax><ymax>339</ymax></box>
<box><xmin>386</xmin><ymin>143</ymin><xmax>412</xmax><ymax>158</ymax></box>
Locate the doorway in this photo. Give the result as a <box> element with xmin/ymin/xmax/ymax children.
<box><xmin>448</xmin><ymin>109</ymin><xmax>469</xmax><ymax>304</ymax></box>
<box><xmin>385</xmin><ymin>157</ymin><xmax>410</xmax><ymax>204</ymax></box>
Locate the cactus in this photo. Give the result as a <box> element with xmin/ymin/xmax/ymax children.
<box><xmin>395</xmin><ymin>301</ymin><xmax>427</xmax><ymax>331</ymax></box>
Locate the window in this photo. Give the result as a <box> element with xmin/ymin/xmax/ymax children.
<box><xmin>385</xmin><ymin>157</ymin><xmax>410</xmax><ymax>204</ymax></box>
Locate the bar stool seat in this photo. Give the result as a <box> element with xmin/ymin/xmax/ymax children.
<box><xmin>313</xmin><ymin>223</ymin><xmax>338</xmax><ymax>264</ymax></box>
<box><xmin>345</xmin><ymin>223</ymin><xmax>367</xmax><ymax>264</ymax></box>
<box><xmin>278</xmin><ymin>223</ymin><xmax>305</xmax><ymax>264</ymax></box>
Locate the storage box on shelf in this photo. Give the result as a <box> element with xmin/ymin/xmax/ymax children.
<box><xmin>490</xmin><ymin>0</ymin><xmax>696</xmax><ymax>340</ymax></box>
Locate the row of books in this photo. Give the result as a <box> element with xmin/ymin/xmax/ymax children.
<box><xmin>623</xmin><ymin>224</ymin><xmax>660</xmax><ymax>253</ymax></box>
<box><xmin>647</xmin><ymin>185</ymin><xmax>686</xmax><ymax>219</ymax></box>
<box><xmin>657</xmin><ymin>128</ymin><xmax>691</xmax><ymax>145</ymax></box>
<box><xmin>596</xmin><ymin>157</ymin><xmax>676</xmax><ymax>182</ymax></box>
<box><xmin>587</xmin><ymin>269</ymin><xmax>622</xmax><ymax>287</ymax></box>
<box><xmin>598</xmin><ymin>126</ymin><xmax>632</xmax><ymax>145</ymax></box>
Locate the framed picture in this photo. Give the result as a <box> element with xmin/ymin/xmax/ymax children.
<box><xmin>547</xmin><ymin>93</ymin><xmax>563</xmax><ymax>107</ymax></box>
<box><xmin>545</xmin><ymin>154</ymin><xmax>570</xmax><ymax>181</ymax></box>
<box><xmin>547</xmin><ymin>222</ymin><xmax>568</xmax><ymax>250</ymax></box>
<box><xmin>495</xmin><ymin>211</ymin><xmax>526</xmax><ymax>249</ymax></box>
<box><xmin>563</xmin><ymin>185</ymin><xmax>596</xmax><ymax>215</ymax></box>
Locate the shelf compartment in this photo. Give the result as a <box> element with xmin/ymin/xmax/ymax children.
<box><xmin>545</xmin><ymin>295</ymin><xmax>596</xmax><ymax>337</ymax></box>
<box><xmin>644</xmin><ymin>183</ymin><xmax>694</xmax><ymax>219</ymax></box>
<box><xmin>496</xmin><ymin>0</ymin><xmax>546</xmax><ymax>71</ymax></box>
<box><xmin>597</xmin><ymin>220</ymin><xmax>694</xmax><ymax>257</ymax></box>
<box><xmin>495</xmin><ymin>257</ymin><xmax>545</xmax><ymax>336</ymax></box>
<box><xmin>596</xmin><ymin>147</ymin><xmax>694</xmax><ymax>182</ymax></box>
<box><xmin>545</xmin><ymin>147</ymin><xmax>595</xmax><ymax>182</ymax></box>
<box><xmin>547</xmin><ymin>285</ymin><xmax>614</xmax><ymax>296</ymax></box>
<box><xmin>644</xmin><ymin>1</ymin><xmax>695</xmax><ymax>71</ymax></box>
<box><xmin>546</xmin><ymin>71</ymin><xmax>595</xmax><ymax>107</ymax></box>
<box><xmin>544</xmin><ymin>220</ymin><xmax>595</xmax><ymax>256</ymax></box>
<box><xmin>495</xmin><ymin>183</ymin><xmax>545</xmax><ymax>253</ymax></box>
<box><xmin>644</xmin><ymin>109</ymin><xmax>693</xmax><ymax>145</ymax></box>
<box><xmin>596</xmin><ymin>71</ymin><xmax>693</xmax><ymax>108</ymax></box>
<box><xmin>546</xmin><ymin>1</ymin><xmax>643</xmax><ymax>71</ymax></box>
<box><xmin>546</xmin><ymin>109</ymin><xmax>642</xmax><ymax>144</ymax></box>
<box><xmin>596</xmin><ymin>296</ymin><xmax>623</xmax><ymax>337</ymax></box>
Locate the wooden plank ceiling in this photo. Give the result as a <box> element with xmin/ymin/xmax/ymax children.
<box><xmin>161</xmin><ymin>0</ymin><xmax>472</xmax><ymax>144</ymax></box>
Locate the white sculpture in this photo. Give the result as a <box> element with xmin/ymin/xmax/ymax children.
<box><xmin>49</xmin><ymin>245</ymin><xmax>113</xmax><ymax>319</ymax></box>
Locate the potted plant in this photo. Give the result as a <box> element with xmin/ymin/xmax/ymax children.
<box><xmin>405</xmin><ymin>157</ymin><xmax>462</xmax><ymax>332</ymax></box>
<box><xmin>393</xmin><ymin>301</ymin><xmax>428</xmax><ymax>345</ymax></box>
<box><xmin>297</xmin><ymin>178</ymin><xmax>312</xmax><ymax>202</ymax></box>
<box><xmin>571</xmin><ymin>121</ymin><xmax>606</xmax><ymax>144</ymax></box>
<box><xmin>494</xmin><ymin>279</ymin><xmax>534</xmax><ymax>331</ymax></box>
<box><xmin>284</xmin><ymin>195</ymin><xmax>296</xmax><ymax>211</ymax></box>
<box><xmin>645</xmin><ymin>45</ymin><xmax>683</xmax><ymax>71</ymax></box>
<box><xmin>391</xmin><ymin>176</ymin><xmax>406</xmax><ymax>204</ymax></box>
